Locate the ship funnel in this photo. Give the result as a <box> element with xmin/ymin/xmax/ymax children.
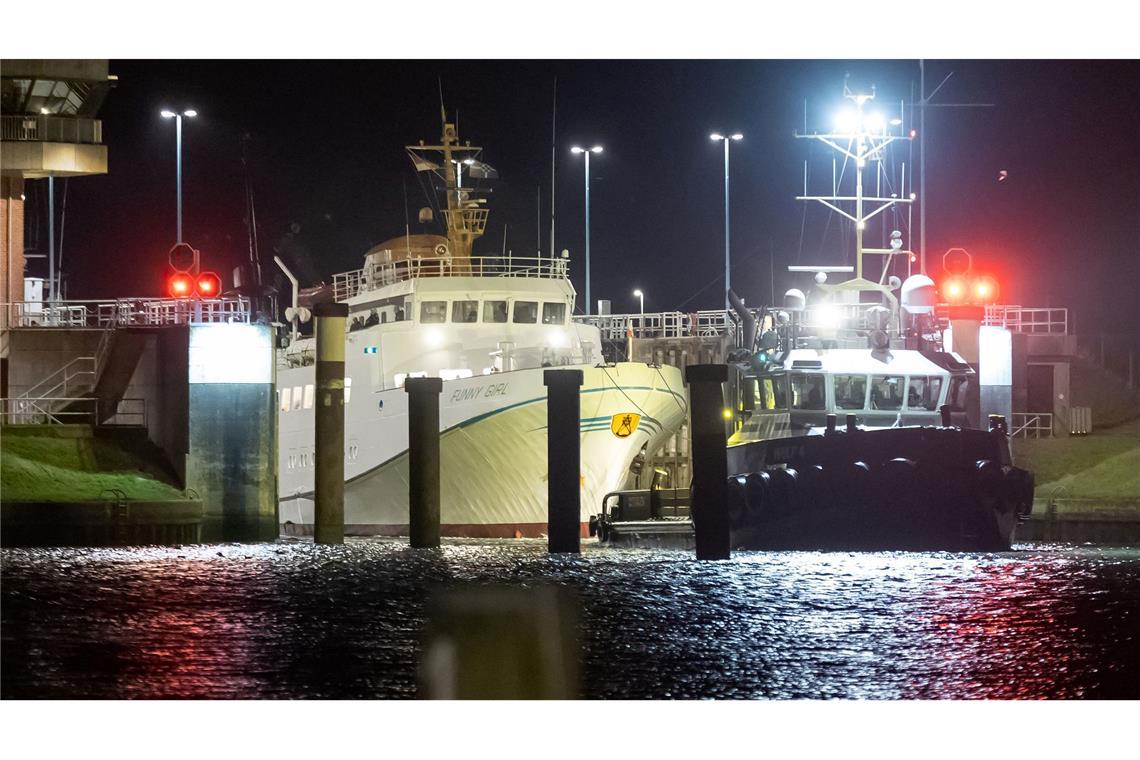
<box><xmin>900</xmin><ymin>274</ymin><xmax>937</xmax><ymax>314</ymax></box>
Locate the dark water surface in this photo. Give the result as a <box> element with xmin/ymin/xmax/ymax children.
<box><xmin>3</xmin><ymin>539</ymin><xmax>1138</xmax><ymax>699</ymax></box>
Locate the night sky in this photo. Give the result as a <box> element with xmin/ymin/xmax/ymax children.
<box><xmin>25</xmin><ymin>59</ymin><xmax>1140</xmax><ymax>332</ymax></box>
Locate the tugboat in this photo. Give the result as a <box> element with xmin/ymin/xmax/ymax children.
<box><xmin>597</xmin><ymin>82</ymin><xmax>1035</xmax><ymax>551</ymax></box>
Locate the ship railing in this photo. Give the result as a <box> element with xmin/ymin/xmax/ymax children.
<box><xmin>1</xmin><ymin>396</ymin><xmax>97</xmax><ymax>425</ymax></box>
<box><xmin>984</xmin><ymin>305</ymin><xmax>1069</xmax><ymax>335</ymax></box>
<box><xmin>1009</xmin><ymin>412</ymin><xmax>1054</xmax><ymax>438</ymax></box>
<box><xmin>1</xmin><ymin>297</ymin><xmax>251</xmax><ymax>328</ymax></box>
<box><xmin>333</xmin><ymin>255</ymin><xmax>571</xmax><ymax>301</ymax></box>
<box><xmin>575</xmin><ymin>310</ymin><xmax>736</xmax><ymax>341</ymax></box>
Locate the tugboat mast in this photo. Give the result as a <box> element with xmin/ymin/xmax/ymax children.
<box><xmin>795</xmin><ymin>82</ymin><xmax>915</xmax><ymax>295</ymax></box>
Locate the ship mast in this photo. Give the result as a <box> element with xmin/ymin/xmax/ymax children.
<box><xmin>795</xmin><ymin>82</ymin><xmax>915</xmax><ymax>304</ymax></box>
<box><xmin>406</xmin><ymin>114</ymin><xmax>489</xmax><ymax>260</ymax></box>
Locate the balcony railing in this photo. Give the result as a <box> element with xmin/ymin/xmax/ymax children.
<box><xmin>983</xmin><ymin>305</ymin><xmax>1069</xmax><ymax>335</ymax></box>
<box><xmin>1</xmin><ymin>115</ymin><xmax>103</xmax><ymax>144</ymax></box>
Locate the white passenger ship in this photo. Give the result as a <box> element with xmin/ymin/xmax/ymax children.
<box><xmin>276</xmin><ymin>118</ymin><xmax>686</xmax><ymax>536</ymax></box>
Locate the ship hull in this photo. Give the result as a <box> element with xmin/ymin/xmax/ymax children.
<box><xmin>278</xmin><ymin>362</ymin><xmax>687</xmax><ymax>536</ymax></box>
<box><xmin>724</xmin><ymin>426</ymin><xmax>1034</xmax><ymax>552</ymax></box>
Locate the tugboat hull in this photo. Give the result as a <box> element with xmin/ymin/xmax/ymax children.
<box><xmin>724</xmin><ymin>426</ymin><xmax>1034</xmax><ymax>552</ymax></box>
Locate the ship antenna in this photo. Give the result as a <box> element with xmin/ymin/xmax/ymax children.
<box><xmin>549</xmin><ymin>76</ymin><xmax>557</xmax><ymax>259</ymax></box>
<box><xmin>438</xmin><ymin>76</ymin><xmax>447</xmax><ymax>125</ymax></box>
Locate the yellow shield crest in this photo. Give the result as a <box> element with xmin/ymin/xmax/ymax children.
<box><xmin>610</xmin><ymin>413</ymin><xmax>641</xmax><ymax>438</ymax></box>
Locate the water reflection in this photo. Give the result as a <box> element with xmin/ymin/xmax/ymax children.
<box><xmin>2</xmin><ymin>541</ymin><xmax>1137</xmax><ymax>699</ymax></box>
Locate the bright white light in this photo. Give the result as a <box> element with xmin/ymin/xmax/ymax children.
<box><xmin>710</xmin><ymin>133</ymin><xmax>723</xmax><ymax>141</ymax></box>
<box><xmin>833</xmin><ymin>109</ymin><xmax>858</xmax><ymax>133</ymax></box>
<box><xmin>814</xmin><ymin>303</ymin><xmax>842</xmax><ymax>330</ymax></box>
<box><xmin>864</xmin><ymin>113</ymin><xmax>885</xmax><ymax>131</ymax></box>
<box><xmin>40</xmin><ymin>107</ymin><xmax>50</xmax><ymax>114</ymax></box>
<box><xmin>462</xmin><ymin>158</ymin><xmax>474</xmax><ymax>165</ymax></box>
<box><xmin>548</xmin><ymin>330</ymin><xmax>570</xmax><ymax>348</ymax></box>
<box><xmin>889</xmin><ymin>117</ymin><xmax>903</xmax><ymax>126</ymax></box>
<box><xmin>633</xmin><ymin>289</ymin><xmax>643</xmax><ymax>297</ymax></box>
<box><xmin>571</xmin><ymin>146</ymin><xmax>584</xmax><ymax>154</ymax></box>
<box><xmin>730</xmin><ymin>133</ymin><xmax>743</xmax><ymax>141</ymax></box>
<box><xmin>183</xmin><ymin>109</ymin><xmax>198</xmax><ymax>118</ymax></box>
<box><xmin>188</xmin><ymin>324</ymin><xmax>272</xmax><ymax>384</ymax></box>
<box><xmin>160</xmin><ymin>110</ymin><xmax>176</xmax><ymax>118</ymax></box>
<box><xmin>590</xmin><ymin>146</ymin><xmax>603</xmax><ymax>153</ymax></box>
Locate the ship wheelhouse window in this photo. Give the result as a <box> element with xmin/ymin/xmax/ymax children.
<box><xmin>833</xmin><ymin>374</ymin><xmax>868</xmax><ymax>410</ymax></box>
<box><xmin>757</xmin><ymin>374</ymin><xmax>788</xmax><ymax>410</ymax></box>
<box><xmin>420</xmin><ymin>301</ymin><xmax>447</xmax><ymax>323</ymax></box>
<box><xmin>542</xmin><ymin>302</ymin><xmax>567</xmax><ymax>325</ymax></box>
<box><xmin>870</xmin><ymin>375</ymin><xmax>905</xmax><ymax>411</ymax></box>
<box><xmin>513</xmin><ymin>301</ymin><xmax>539</xmax><ymax>324</ymax></box>
<box><xmin>302</xmin><ymin>384</ymin><xmax>315</xmax><ymax>409</ymax></box>
<box><xmin>483</xmin><ymin>300</ymin><xmax>508</xmax><ymax>323</ymax></box>
<box><xmin>292</xmin><ymin>385</ymin><xmax>303</xmax><ymax>411</ymax></box>
<box><xmin>279</xmin><ymin>387</ymin><xmax>291</xmax><ymax>412</ymax></box>
<box><xmin>907</xmin><ymin>376</ymin><xmax>943</xmax><ymax>411</ymax></box>
<box><xmin>948</xmin><ymin>375</ymin><xmax>971</xmax><ymax>412</ymax></box>
<box><xmin>453</xmin><ymin>300</ymin><xmax>478</xmax><ymax>323</ymax></box>
<box><xmin>790</xmin><ymin>373</ymin><xmax>826</xmax><ymax>410</ymax></box>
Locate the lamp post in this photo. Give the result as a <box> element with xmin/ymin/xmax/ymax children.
<box><xmin>571</xmin><ymin>145</ymin><xmax>603</xmax><ymax>315</ymax></box>
<box><xmin>633</xmin><ymin>288</ymin><xmax>644</xmax><ymax>315</ymax></box>
<box><xmin>710</xmin><ymin>132</ymin><xmax>742</xmax><ymax>312</ymax></box>
<box><xmin>161</xmin><ymin>108</ymin><xmax>198</xmax><ymax>243</ymax></box>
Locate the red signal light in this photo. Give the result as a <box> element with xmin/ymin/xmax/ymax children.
<box><xmin>196</xmin><ymin>272</ymin><xmax>221</xmax><ymax>297</ymax></box>
<box><xmin>168</xmin><ymin>272</ymin><xmax>194</xmax><ymax>298</ymax></box>
<box><xmin>942</xmin><ymin>276</ymin><xmax>967</xmax><ymax>304</ymax></box>
<box><xmin>973</xmin><ymin>275</ymin><xmax>999</xmax><ymax>304</ymax></box>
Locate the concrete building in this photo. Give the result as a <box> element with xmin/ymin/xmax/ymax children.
<box><xmin>1</xmin><ymin>59</ymin><xmax>115</xmax><ymax>338</ymax></box>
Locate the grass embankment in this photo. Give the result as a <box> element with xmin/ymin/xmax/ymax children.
<box><xmin>1013</xmin><ymin>418</ymin><xmax>1140</xmax><ymax>502</ymax></box>
<box><xmin>1</xmin><ymin>428</ymin><xmax>185</xmax><ymax>502</ymax></box>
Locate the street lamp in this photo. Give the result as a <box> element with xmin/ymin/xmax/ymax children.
<box><xmin>571</xmin><ymin>145</ymin><xmax>603</xmax><ymax>315</ymax></box>
<box><xmin>633</xmin><ymin>288</ymin><xmax>644</xmax><ymax>314</ymax></box>
<box><xmin>710</xmin><ymin>132</ymin><xmax>742</xmax><ymax>312</ymax></box>
<box><xmin>161</xmin><ymin>108</ymin><xmax>198</xmax><ymax>243</ymax></box>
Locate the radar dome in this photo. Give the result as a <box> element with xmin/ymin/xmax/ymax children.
<box><xmin>783</xmin><ymin>288</ymin><xmax>806</xmax><ymax>311</ymax></box>
<box><xmin>900</xmin><ymin>274</ymin><xmax>937</xmax><ymax>315</ymax></box>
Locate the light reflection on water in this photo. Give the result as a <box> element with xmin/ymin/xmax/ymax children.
<box><xmin>2</xmin><ymin>539</ymin><xmax>1137</xmax><ymax>699</ymax></box>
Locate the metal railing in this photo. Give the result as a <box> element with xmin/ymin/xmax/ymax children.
<box><xmin>332</xmin><ymin>255</ymin><xmax>571</xmax><ymax>301</ymax></box>
<box><xmin>103</xmin><ymin>397</ymin><xmax>147</xmax><ymax>427</ymax></box>
<box><xmin>575</xmin><ymin>310</ymin><xmax>736</xmax><ymax>341</ymax></box>
<box><xmin>1010</xmin><ymin>412</ymin><xmax>1054</xmax><ymax>438</ymax></box>
<box><xmin>16</xmin><ymin>356</ymin><xmax>96</xmax><ymax>403</ymax></box>
<box><xmin>983</xmin><ymin>305</ymin><xmax>1069</xmax><ymax>335</ymax></box>
<box><xmin>1</xmin><ymin>115</ymin><xmax>103</xmax><ymax>144</ymax></box>
<box><xmin>2</xmin><ymin>297</ymin><xmax>251</xmax><ymax>328</ymax></box>
<box><xmin>1</xmin><ymin>397</ymin><xmax>96</xmax><ymax>425</ymax></box>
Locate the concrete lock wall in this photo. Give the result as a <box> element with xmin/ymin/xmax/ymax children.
<box><xmin>183</xmin><ymin>324</ymin><xmax>278</xmax><ymax>542</ymax></box>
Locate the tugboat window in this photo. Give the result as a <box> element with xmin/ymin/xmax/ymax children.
<box><xmin>420</xmin><ymin>301</ymin><xmax>447</xmax><ymax>323</ymax></box>
<box><xmin>483</xmin><ymin>300</ymin><xmax>508</xmax><ymax>323</ymax></box>
<box><xmin>870</xmin><ymin>375</ymin><xmax>904</xmax><ymax>411</ymax></box>
<box><xmin>791</xmin><ymin>373</ymin><xmax>826</xmax><ymax>410</ymax></box>
<box><xmin>833</xmin><ymin>374</ymin><xmax>868</xmax><ymax>410</ymax></box>
<box><xmin>907</xmin><ymin>376</ymin><xmax>943</xmax><ymax>411</ymax></box>
<box><xmin>949</xmin><ymin>375</ymin><xmax>970</xmax><ymax>411</ymax></box>
<box><xmin>758</xmin><ymin>374</ymin><xmax>788</xmax><ymax>410</ymax></box>
<box><xmin>542</xmin><ymin>302</ymin><xmax>566</xmax><ymax>324</ymax></box>
<box><xmin>513</xmin><ymin>301</ymin><xmax>539</xmax><ymax>324</ymax></box>
<box><xmin>452</xmin><ymin>300</ymin><xmax>478</xmax><ymax>323</ymax></box>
